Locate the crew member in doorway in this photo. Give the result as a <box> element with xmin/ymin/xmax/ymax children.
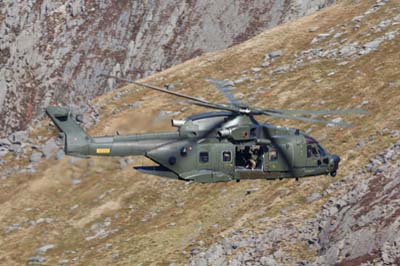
<box><xmin>245</xmin><ymin>146</ymin><xmax>257</xmax><ymax>170</ymax></box>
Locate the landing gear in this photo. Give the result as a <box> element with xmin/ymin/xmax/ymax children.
<box><xmin>330</xmin><ymin>171</ymin><xmax>337</xmax><ymax>177</ymax></box>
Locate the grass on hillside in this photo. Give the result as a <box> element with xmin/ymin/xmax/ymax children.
<box><xmin>0</xmin><ymin>0</ymin><xmax>399</xmax><ymax>265</ymax></box>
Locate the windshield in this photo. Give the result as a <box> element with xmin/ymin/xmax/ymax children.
<box><xmin>305</xmin><ymin>135</ymin><xmax>327</xmax><ymax>157</ymax></box>
<box><xmin>318</xmin><ymin>144</ymin><xmax>327</xmax><ymax>156</ymax></box>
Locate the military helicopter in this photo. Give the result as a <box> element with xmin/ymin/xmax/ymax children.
<box><xmin>46</xmin><ymin>74</ymin><xmax>366</xmax><ymax>183</ymax></box>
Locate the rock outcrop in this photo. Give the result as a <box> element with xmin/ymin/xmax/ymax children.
<box><xmin>309</xmin><ymin>140</ymin><xmax>400</xmax><ymax>266</ymax></box>
<box><xmin>0</xmin><ymin>0</ymin><xmax>335</xmax><ymax>136</ymax></box>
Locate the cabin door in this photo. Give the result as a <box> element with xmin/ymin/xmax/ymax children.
<box><xmin>266</xmin><ymin>144</ymin><xmax>292</xmax><ymax>172</ymax></box>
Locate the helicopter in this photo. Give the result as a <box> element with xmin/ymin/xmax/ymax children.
<box><xmin>45</xmin><ymin>74</ymin><xmax>366</xmax><ymax>183</ymax></box>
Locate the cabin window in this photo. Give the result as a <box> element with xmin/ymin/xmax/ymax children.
<box><xmin>269</xmin><ymin>150</ymin><xmax>278</xmax><ymax>161</ymax></box>
<box><xmin>199</xmin><ymin>152</ymin><xmax>209</xmax><ymax>163</ymax></box>
<box><xmin>222</xmin><ymin>151</ymin><xmax>232</xmax><ymax>162</ymax></box>
<box><xmin>250</xmin><ymin>128</ymin><xmax>257</xmax><ymax>137</ymax></box>
<box><xmin>169</xmin><ymin>156</ymin><xmax>177</xmax><ymax>165</ymax></box>
<box><xmin>181</xmin><ymin>147</ymin><xmax>188</xmax><ymax>157</ymax></box>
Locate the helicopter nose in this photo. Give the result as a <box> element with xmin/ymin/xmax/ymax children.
<box><xmin>329</xmin><ymin>154</ymin><xmax>340</xmax><ymax>177</ymax></box>
<box><xmin>333</xmin><ymin>154</ymin><xmax>340</xmax><ymax>165</ymax></box>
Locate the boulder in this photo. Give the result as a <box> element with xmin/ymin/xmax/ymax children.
<box><xmin>58</xmin><ymin>259</ymin><xmax>70</xmax><ymax>265</ymax></box>
<box><xmin>260</xmin><ymin>256</ymin><xmax>277</xmax><ymax>266</ymax></box>
<box><xmin>9</xmin><ymin>144</ymin><xmax>22</xmax><ymax>154</ymax></box>
<box><xmin>306</xmin><ymin>192</ymin><xmax>322</xmax><ymax>203</ymax></box>
<box><xmin>30</xmin><ymin>152</ymin><xmax>43</xmax><ymax>163</ymax></box>
<box><xmin>268</xmin><ymin>50</ymin><xmax>284</xmax><ymax>60</ymax></box>
<box><xmin>234</xmin><ymin>76</ymin><xmax>250</xmax><ymax>84</ymax></box>
<box><xmin>130</xmin><ymin>102</ymin><xmax>142</xmax><ymax>108</ymax></box>
<box><xmin>36</xmin><ymin>244</ymin><xmax>55</xmax><ymax>254</ymax></box>
<box><xmin>0</xmin><ymin>147</ymin><xmax>8</xmax><ymax>157</ymax></box>
<box><xmin>311</xmin><ymin>33</ymin><xmax>331</xmax><ymax>45</ymax></box>
<box><xmin>118</xmin><ymin>159</ymin><xmax>127</xmax><ymax>169</ymax></box>
<box><xmin>269</xmin><ymin>65</ymin><xmax>290</xmax><ymax>75</ymax></box>
<box><xmin>27</xmin><ymin>256</ymin><xmax>46</xmax><ymax>263</ymax></box>
<box><xmin>8</xmin><ymin>131</ymin><xmax>28</xmax><ymax>144</ymax></box>
<box><xmin>362</xmin><ymin>38</ymin><xmax>383</xmax><ymax>51</ymax></box>
<box><xmin>246</xmin><ymin>188</ymin><xmax>260</xmax><ymax>195</ymax></box>
<box><xmin>72</xmin><ymin>178</ymin><xmax>81</xmax><ymax>185</ymax></box>
<box><xmin>0</xmin><ymin>138</ymin><xmax>11</xmax><ymax>146</ymax></box>
<box><xmin>352</xmin><ymin>15</ymin><xmax>364</xmax><ymax>23</ymax></box>
<box><xmin>56</xmin><ymin>149</ymin><xmax>65</xmax><ymax>160</ymax></box>
<box><xmin>42</xmin><ymin>138</ymin><xmax>58</xmax><ymax>159</ymax></box>
<box><xmin>340</xmin><ymin>43</ymin><xmax>359</xmax><ymax>57</ymax></box>
<box><xmin>204</xmin><ymin>244</ymin><xmax>224</xmax><ymax>263</ymax></box>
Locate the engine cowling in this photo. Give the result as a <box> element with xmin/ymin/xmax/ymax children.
<box><xmin>217</xmin><ymin>128</ymin><xmax>232</xmax><ymax>138</ymax></box>
<box><xmin>217</xmin><ymin>126</ymin><xmax>254</xmax><ymax>141</ymax></box>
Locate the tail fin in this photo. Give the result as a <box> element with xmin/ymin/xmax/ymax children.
<box><xmin>46</xmin><ymin>106</ymin><xmax>89</xmax><ymax>155</ymax></box>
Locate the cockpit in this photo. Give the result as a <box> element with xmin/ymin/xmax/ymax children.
<box><xmin>305</xmin><ymin>136</ymin><xmax>327</xmax><ymax>158</ymax></box>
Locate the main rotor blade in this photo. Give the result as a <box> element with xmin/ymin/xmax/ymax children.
<box><xmin>99</xmin><ymin>74</ymin><xmax>211</xmax><ymax>105</ymax></box>
<box><xmin>264</xmin><ymin>126</ymin><xmax>296</xmax><ymax>177</ymax></box>
<box><xmin>258</xmin><ymin>110</ymin><xmax>352</xmax><ymax>127</ymax></box>
<box><xmin>207</xmin><ymin>78</ymin><xmax>241</xmax><ymax>107</ymax></box>
<box><xmin>189</xmin><ymin>101</ymin><xmax>240</xmax><ymax>113</ymax></box>
<box><xmin>260</xmin><ymin>108</ymin><xmax>368</xmax><ymax>116</ymax></box>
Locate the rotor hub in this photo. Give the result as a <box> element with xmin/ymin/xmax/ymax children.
<box><xmin>239</xmin><ymin>107</ymin><xmax>251</xmax><ymax>114</ymax></box>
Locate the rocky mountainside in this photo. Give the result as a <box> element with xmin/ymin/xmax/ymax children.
<box><xmin>190</xmin><ymin>137</ymin><xmax>400</xmax><ymax>266</ymax></box>
<box><xmin>0</xmin><ymin>0</ymin><xmax>399</xmax><ymax>265</ymax></box>
<box><xmin>0</xmin><ymin>0</ymin><xmax>335</xmax><ymax>136</ymax></box>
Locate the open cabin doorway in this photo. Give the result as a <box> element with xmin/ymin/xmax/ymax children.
<box><xmin>235</xmin><ymin>145</ymin><xmax>265</xmax><ymax>171</ymax></box>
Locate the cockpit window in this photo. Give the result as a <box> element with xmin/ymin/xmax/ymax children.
<box><xmin>317</xmin><ymin>144</ymin><xmax>327</xmax><ymax>156</ymax></box>
<box><xmin>307</xmin><ymin>144</ymin><xmax>320</xmax><ymax>158</ymax></box>
<box><xmin>305</xmin><ymin>136</ymin><xmax>318</xmax><ymax>144</ymax></box>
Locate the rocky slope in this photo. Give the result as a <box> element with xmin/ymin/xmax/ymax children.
<box><xmin>190</xmin><ymin>135</ymin><xmax>400</xmax><ymax>266</ymax></box>
<box><xmin>0</xmin><ymin>0</ymin><xmax>399</xmax><ymax>265</ymax></box>
<box><xmin>0</xmin><ymin>0</ymin><xmax>335</xmax><ymax>136</ymax></box>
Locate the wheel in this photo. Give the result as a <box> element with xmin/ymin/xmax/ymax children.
<box><xmin>330</xmin><ymin>171</ymin><xmax>337</xmax><ymax>177</ymax></box>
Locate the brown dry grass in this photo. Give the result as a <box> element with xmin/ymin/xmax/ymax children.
<box><xmin>0</xmin><ymin>0</ymin><xmax>399</xmax><ymax>265</ymax></box>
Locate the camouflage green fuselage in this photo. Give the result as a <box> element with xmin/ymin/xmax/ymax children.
<box><xmin>47</xmin><ymin>107</ymin><xmax>340</xmax><ymax>183</ymax></box>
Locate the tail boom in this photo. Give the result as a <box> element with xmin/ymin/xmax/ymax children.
<box><xmin>46</xmin><ymin>106</ymin><xmax>180</xmax><ymax>157</ymax></box>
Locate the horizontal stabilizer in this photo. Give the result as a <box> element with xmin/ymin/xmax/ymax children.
<box><xmin>134</xmin><ymin>166</ymin><xmax>179</xmax><ymax>180</ymax></box>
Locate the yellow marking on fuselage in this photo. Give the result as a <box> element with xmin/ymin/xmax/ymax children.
<box><xmin>96</xmin><ymin>148</ymin><xmax>111</xmax><ymax>154</ymax></box>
